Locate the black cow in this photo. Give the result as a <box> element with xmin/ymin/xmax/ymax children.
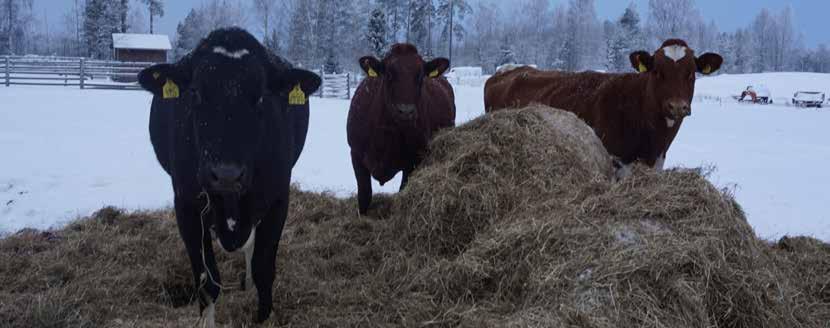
<box><xmin>138</xmin><ymin>28</ymin><xmax>321</xmax><ymax>326</ymax></box>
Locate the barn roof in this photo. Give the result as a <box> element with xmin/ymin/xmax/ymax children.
<box><xmin>112</xmin><ymin>33</ymin><xmax>172</xmax><ymax>51</ymax></box>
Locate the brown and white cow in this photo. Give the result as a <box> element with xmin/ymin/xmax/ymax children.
<box><xmin>348</xmin><ymin>44</ymin><xmax>456</xmax><ymax>214</ymax></box>
<box><xmin>484</xmin><ymin>39</ymin><xmax>722</xmax><ymax>174</ymax></box>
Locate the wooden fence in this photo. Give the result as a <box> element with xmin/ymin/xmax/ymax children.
<box><xmin>315</xmin><ymin>71</ymin><xmax>352</xmax><ymax>100</ymax></box>
<box><xmin>3</xmin><ymin>55</ymin><xmax>153</xmax><ymax>90</ymax></box>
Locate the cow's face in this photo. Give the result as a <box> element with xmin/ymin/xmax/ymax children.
<box><xmin>139</xmin><ymin>47</ymin><xmax>320</xmax><ymax>251</ymax></box>
<box><xmin>359</xmin><ymin>44</ymin><xmax>449</xmax><ymax>121</ymax></box>
<box><xmin>630</xmin><ymin>40</ymin><xmax>722</xmax><ymax>127</ymax></box>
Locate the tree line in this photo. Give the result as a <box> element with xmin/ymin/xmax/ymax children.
<box><xmin>4</xmin><ymin>0</ymin><xmax>830</xmax><ymax>75</ymax></box>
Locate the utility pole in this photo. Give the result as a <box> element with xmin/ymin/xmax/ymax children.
<box><xmin>448</xmin><ymin>0</ymin><xmax>453</xmax><ymax>63</ymax></box>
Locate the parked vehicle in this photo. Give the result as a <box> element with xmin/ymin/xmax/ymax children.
<box><xmin>792</xmin><ymin>91</ymin><xmax>825</xmax><ymax>108</ymax></box>
<box><xmin>734</xmin><ymin>85</ymin><xmax>772</xmax><ymax>104</ymax></box>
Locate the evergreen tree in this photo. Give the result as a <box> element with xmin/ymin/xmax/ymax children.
<box><xmin>407</xmin><ymin>0</ymin><xmax>432</xmax><ymax>53</ymax></box>
<box><xmin>497</xmin><ymin>44</ymin><xmax>515</xmax><ymax>66</ymax></box>
<box><xmin>366</xmin><ymin>7</ymin><xmax>387</xmax><ymax>58</ymax></box>
<box><xmin>83</xmin><ymin>0</ymin><xmax>119</xmax><ymax>59</ymax></box>
<box><xmin>263</xmin><ymin>28</ymin><xmax>281</xmax><ymax>55</ymax></box>
<box><xmin>140</xmin><ymin>0</ymin><xmax>163</xmax><ymax>34</ymax></box>
<box><xmin>287</xmin><ymin>0</ymin><xmax>312</xmax><ymax>67</ymax></box>
<box><xmin>173</xmin><ymin>8</ymin><xmax>205</xmax><ymax>60</ymax></box>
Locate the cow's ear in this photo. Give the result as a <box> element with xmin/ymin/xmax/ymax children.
<box><xmin>696</xmin><ymin>53</ymin><xmax>723</xmax><ymax>75</ymax></box>
<box><xmin>270</xmin><ymin>68</ymin><xmax>322</xmax><ymax>103</ymax></box>
<box><xmin>359</xmin><ymin>56</ymin><xmax>384</xmax><ymax>77</ymax></box>
<box><xmin>138</xmin><ymin>64</ymin><xmax>189</xmax><ymax>99</ymax></box>
<box><xmin>424</xmin><ymin>58</ymin><xmax>450</xmax><ymax>78</ymax></box>
<box><xmin>629</xmin><ymin>51</ymin><xmax>653</xmax><ymax>73</ymax></box>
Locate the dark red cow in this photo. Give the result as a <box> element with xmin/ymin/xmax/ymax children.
<box><xmin>348</xmin><ymin>44</ymin><xmax>456</xmax><ymax>214</ymax></box>
<box><xmin>485</xmin><ymin>39</ymin><xmax>723</xmax><ymax>175</ymax></box>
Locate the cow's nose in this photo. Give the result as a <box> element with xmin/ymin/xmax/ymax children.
<box><xmin>396</xmin><ymin>104</ymin><xmax>416</xmax><ymax>115</ymax></box>
<box><xmin>209</xmin><ymin>164</ymin><xmax>246</xmax><ymax>192</ymax></box>
<box><xmin>666</xmin><ymin>101</ymin><xmax>691</xmax><ymax>119</ymax></box>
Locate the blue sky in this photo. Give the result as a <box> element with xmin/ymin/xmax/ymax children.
<box><xmin>39</xmin><ymin>0</ymin><xmax>830</xmax><ymax>47</ymax></box>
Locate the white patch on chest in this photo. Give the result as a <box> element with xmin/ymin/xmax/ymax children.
<box><xmin>226</xmin><ymin>217</ymin><xmax>237</xmax><ymax>232</ymax></box>
<box><xmin>213</xmin><ymin>46</ymin><xmax>250</xmax><ymax>59</ymax></box>
<box><xmin>663</xmin><ymin>45</ymin><xmax>688</xmax><ymax>62</ymax></box>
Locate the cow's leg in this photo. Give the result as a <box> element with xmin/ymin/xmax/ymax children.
<box><xmin>351</xmin><ymin>152</ymin><xmax>372</xmax><ymax>215</ymax></box>
<box><xmin>240</xmin><ymin>227</ymin><xmax>256</xmax><ymax>291</ymax></box>
<box><xmin>175</xmin><ymin>199</ymin><xmax>222</xmax><ymax>327</ymax></box>
<box><xmin>251</xmin><ymin>199</ymin><xmax>289</xmax><ymax>323</ymax></box>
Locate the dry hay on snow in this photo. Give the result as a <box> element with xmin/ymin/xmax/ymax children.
<box><xmin>1</xmin><ymin>105</ymin><xmax>828</xmax><ymax>327</ymax></box>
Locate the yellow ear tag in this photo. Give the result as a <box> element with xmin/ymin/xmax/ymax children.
<box><xmin>638</xmin><ymin>63</ymin><xmax>648</xmax><ymax>73</ymax></box>
<box><xmin>162</xmin><ymin>79</ymin><xmax>179</xmax><ymax>99</ymax></box>
<box><xmin>429</xmin><ymin>70</ymin><xmax>440</xmax><ymax>78</ymax></box>
<box><xmin>367</xmin><ymin>68</ymin><xmax>378</xmax><ymax>78</ymax></box>
<box><xmin>288</xmin><ymin>84</ymin><xmax>306</xmax><ymax>105</ymax></box>
<box><xmin>152</xmin><ymin>72</ymin><xmax>160</xmax><ymax>79</ymax></box>
<box><xmin>702</xmin><ymin>65</ymin><xmax>712</xmax><ymax>74</ymax></box>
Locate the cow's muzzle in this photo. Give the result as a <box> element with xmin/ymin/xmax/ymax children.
<box><xmin>395</xmin><ymin>104</ymin><xmax>417</xmax><ymax>120</ymax></box>
<box><xmin>207</xmin><ymin>163</ymin><xmax>248</xmax><ymax>194</ymax></box>
<box><xmin>665</xmin><ymin>100</ymin><xmax>691</xmax><ymax>120</ymax></box>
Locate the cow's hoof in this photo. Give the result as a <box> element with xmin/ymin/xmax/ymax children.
<box><xmin>198</xmin><ymin>301</ymin><xmax>216</xmax><ymax>328</ymax></box>
<box><xmin>254</xmin><ymin>306</ymin><xmax>272</xmax><ymax>323</ymax></box>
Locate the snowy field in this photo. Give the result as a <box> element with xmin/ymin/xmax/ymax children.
<box><xmin>1</xmin><ymin>73</ymin><xmax>829</xmax><ymax>241</ymax></box>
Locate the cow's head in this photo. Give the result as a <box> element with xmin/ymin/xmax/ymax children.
<box><xmin>629</xmin><ymin>39</ymin><xmax>722</xmax><ymax>127</ymax></box>
<box><xmin>138</xmin><ymin>28</ymin><xmax>320</xmax><ymax>251</ymax></box>
<box><xmin>359</xmin><ymin>44</ymin><xmax>450</xmax><ymax>121</ymax></box>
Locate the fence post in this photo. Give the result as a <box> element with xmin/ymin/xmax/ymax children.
<box><xmin>79</xmin><ymin>58</ymin><xmax>85</xmax><ymax>89</ymax></box>
<box><xmin>4</xmin><ymin>56</ymin><xmax>8</xmax><ymax>87</ymax></box>
<box><xmin>346</xmin><ymin>73</ymin><xmax>351</xmax><ymax>99</ymax></box>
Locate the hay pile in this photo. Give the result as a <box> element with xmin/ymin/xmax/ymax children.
<box><xmin>1</xmin><ymin>105</ymin><xmax>828</xmax><ymax>327</ymax></box>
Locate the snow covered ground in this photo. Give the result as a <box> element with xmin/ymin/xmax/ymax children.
<box><xmin>1</xmin><ymin>73</ymin><xmax>829</xmax><ymax>241</ymax></box>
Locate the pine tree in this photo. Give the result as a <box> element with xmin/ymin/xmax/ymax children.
<box><xmin>83</xmin><ymin>0</ymin><xmax>119</xmax><ymax>59</ymax></box>
<box><xmin>407</xmin><ymin>0</ymin><xmax>432</xmax><ymax>53</ymax></box>
<box><xmin>366</xmin><ymin>7</ymin><xmax>387</xmax><ymax>58</ymax></box>
<box><xmin>173</xmin><ymin>8</ymin><xmax>205</xmax><ymax>60</ymax></box>
<box><xmin>263</xmin><ymin>28</ymin><xmax>281</xmax><ymax>55</ymax></box>
<box><xmin>140</xmin><ymin>0</ymin><xmax>163</xmax><ymax>34</ymax></box>
<box><xmin>287</xmin><ymin>0</ymin><xmax>312</xmax><ymax>67</ymax></box>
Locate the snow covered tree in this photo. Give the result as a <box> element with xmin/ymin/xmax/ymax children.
<box><xmin>407</xmin><ymin>0</ymin><xmax>433</xmax><ymax>54</ymax></box>
<box><xmin>173</xmin><ymin>8</ymin><xmax>205</xmax><ymax>60</ymax></box>
<box><xmin>287</xmin><ymin>0</ymin><xmax>312</xmax><ymax>67</ymax></box>
<box><xmin>140</xmin><ymin>0</ymin><xmax>163</xmax><ymax>34</ymax></box>
<box><xmin>366</xmin><ymin>7</ymin><xmax>387</xmax><ymax>58</ymax></box>
<box><xmin>83</xmin><ymin>0</ymin><xmax>120</xmax><ymax>59</ymax></box>
<box><xmin>497</xmin><ymin>44</ymin><xmax>515</xmax><ymax>66</ymax></box>
<box><xmin>263</xmin><ymin>28</ymin><xmax>281</xmax><ymax>55</ymax></box>
<box><xmin>434</xmin><ymin>0</ymin><xmax>471</xmax><ymax>58</ymax></box>
<box><xmin>562</xmin><ymin>0</ymin><xmax>602</xmax><ymax>71</ymax></box>
<box><xmin>1</xmin><ymin>0</ymin><xmax>34</xmax><ymax>55</ymax></box>
<box><xmin>647</xmin><ymin>0</ymin><xmax>700</xmax><ymax>47</ymax></box>
<box><xmin>323</xmin><ymin>51</ymin><xmax>340</xmax><ymax>73</ymax></box>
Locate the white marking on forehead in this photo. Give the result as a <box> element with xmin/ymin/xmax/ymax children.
<box><xmin>213</xmin><ymin>46</ymin><xmax>250</xmax><ymax>59</ymax></box>
<box><xmin>226</xmin><ymin>217</ymin><xmax>237</xmax><ymax>231</ymax></box>
<box><xmin>666</xmin><ymin>118</ymin><xmax>676</xmax><ymax>128</ymax></box>
<box><xmin>663</xmin><ymin>45</ymin><xmax>688</xmax><ymax>62</ymax></box>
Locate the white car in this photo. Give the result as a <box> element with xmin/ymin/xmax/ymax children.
<box><xmin>792</xmin><ymin>91</ymin><xmax>825</xmax><ymax>108</ymax></box>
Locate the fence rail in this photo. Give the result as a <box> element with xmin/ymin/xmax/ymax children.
<box><xmin>3</xmin><ymin>55</ymin><xmax>154</xmax><ymax>90</ymax></box>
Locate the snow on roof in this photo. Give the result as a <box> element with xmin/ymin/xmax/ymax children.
<box><xmin>112</xmin><ymin>33</ymin><xmax>172</xmax><ymax>51</ymax></box>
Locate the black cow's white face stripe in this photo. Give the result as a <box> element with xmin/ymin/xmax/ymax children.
<box><xmin>213</xmin><ymin>46</ymin><xmax>250</xmax><ymax>59</ymax></box>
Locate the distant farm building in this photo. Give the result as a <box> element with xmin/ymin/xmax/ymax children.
<box><xmin>112</xmin><ymin>33</ymin><xmax>171</xmax><ymax>63</ymax></box>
